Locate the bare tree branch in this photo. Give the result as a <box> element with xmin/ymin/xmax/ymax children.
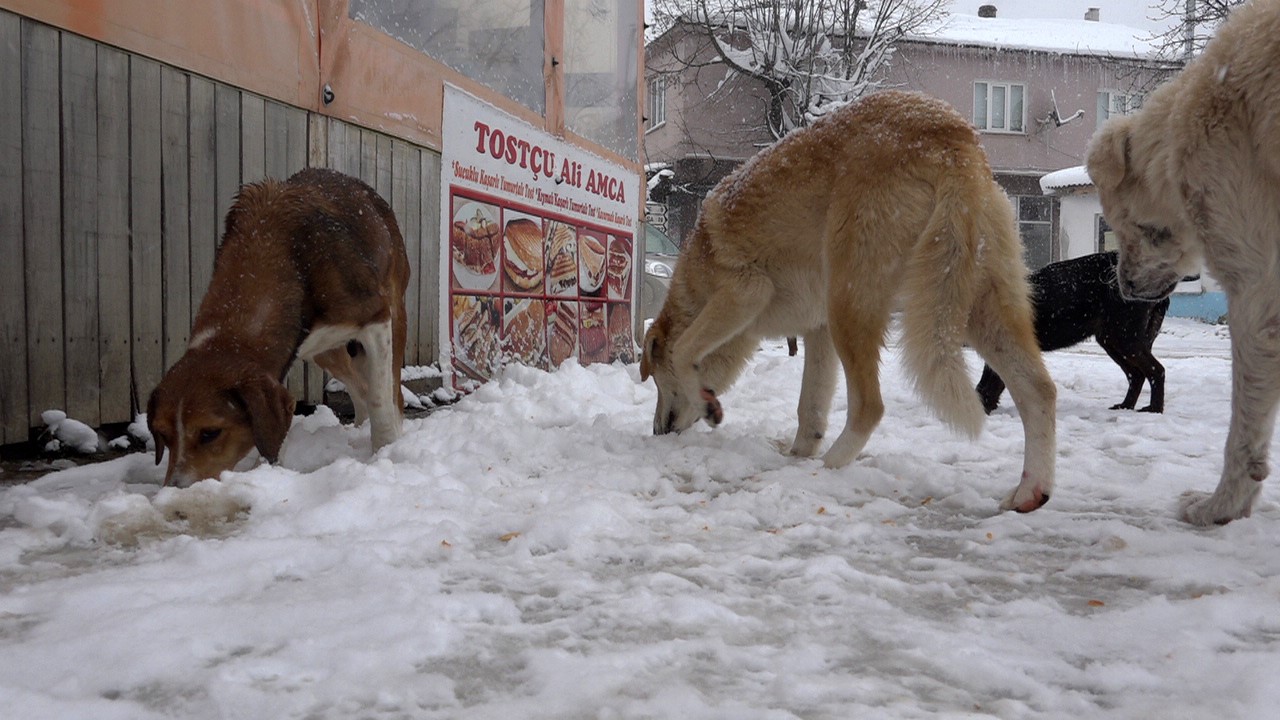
<box><xmin>649</xmin><ymin>0</ymin><xmax>947</xmax><ymax>140</ymax></box>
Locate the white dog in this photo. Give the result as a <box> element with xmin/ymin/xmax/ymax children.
<box><xmin>1086</xmin><ymin>0</ymin><xmax>1280</xmax><ymax>524</ymax></box>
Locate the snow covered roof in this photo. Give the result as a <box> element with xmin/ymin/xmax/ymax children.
<box><xmin>914</xmin><ymin>14</ymin><xmax>1159</xmax><ymax>59</ymax></box>
<box><xmin>1040</xmin><ymin>165</ymin><xmax>1093</xmax><ymax>194</ymax></box>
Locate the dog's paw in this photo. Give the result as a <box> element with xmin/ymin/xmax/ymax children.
<box><xmin>1000</xmin><ymin>477</ymin><xmax>1051</xmax><ymax>513</ymax></box>
<box><xmin>700</xmin><ymin>388</ymin><xmax>723</xmax><ymax>427</ymax></box>
<box><xmin>788</xmin><ymin>432</ymin><xmax>823</xmax><ymax>458</ymax></box>
<box><xmin>1109</xmin><ymin>402</ymin><xmax>1136</xmax><ymax>411</ymax></box>
<box><xmin>1179</xmin><ymin>490</ymin><xmax>1250</xmax><ymax>526</ymax></box>
<box><xmin>1137</xmin><ymin>404</ymin><xmax>1163</xmax><ymax>413</ymax></box>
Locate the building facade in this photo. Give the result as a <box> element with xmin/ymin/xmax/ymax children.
<box><xmin>643</xmin><ymin>9</ymin><xmax>1172</xmax><ymax>270</ymax></box>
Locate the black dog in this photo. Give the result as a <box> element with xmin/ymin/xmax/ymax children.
<box><xmin>977</xmin><ymin>251</ymin><xmax>1169</xmax><ymax>414</ymax></box>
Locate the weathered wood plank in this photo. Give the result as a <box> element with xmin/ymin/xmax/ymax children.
<box><xmin>130</xmin><ymin>56</ymin><xmax>165</xmax><ymax>412</ymax></box>
<box><xmin>359</xmin><ymin>127</ymin><xmax>378</xmax><ymax>188</ymax></box>
<box><xmin>281</xmin><ymin>106</ymin><xmax>322</xmax><ymax>402</ymax></box>
<box><xmin>285</xmin><ymin>105</ymin><xmax>308</xmax><ymax>177</ymax></box>
<box><xmin>326</xmin><ymin>117</ymin><xmax>349</xmax><ymax>175</ymax></box>
<box><xmin>96</xmin><ymin>45</ymin><xmax>132</xmax><ymax>425</ymax></box>
<box><xmin>241</xmin><ymin>93</ymin><xmax>266</xmax><ymax>184</ymax></box>
<box><xmin>188</xmin><ymin>76</ymin><xmax>218</xmax><ymax>309</ymax></box>
<box><xmin>375</xmin><ymin>133</ymin><xmax>392</xmax><ymax>202</ymax></box>
<box><xmin>214</xmin><ymin>83</ymin><xmax>241</xmax><ymax>243</ymax></box>
<box><xmin>22</xmin><ymin>20</ymin><xmax>65</xmax><ymax>428</ymax></box>
<box><xmin>420</xmin><ymin>150</ymin><xmax>442</xmax><ymax>365</ymax></box>
<box><xmin>261</xmin><ymin>99</ymin><xmax>303</xmax><ymax>399</ymax></box>
<box><xmin>391</xmin><ymin>140</ymin><xmax>421</xmax><ymax>365</ymax></box>
<box><xmin>307</xmin><ymin>113</ymin><xmax>330</xmax><ymax>402</ymax></box>
<box><xmin>0</xmin><ymin>11</ymin><xmax>28</xmax><ymax>442</ymax></box>
<box><xmin>264</xmin><ymin>99</ymin><xmax>289</xmax><ymax>180</ymax></box>
<box><xmin>160</xmin><ymin>66</ymin><xmax>191</xmax><ymax>368</ymax></box>
<box><xmin>61</xmin><ymin>33</ymin><xmax>101</xmax><ymax>427</ymax></box>
<box><xmin>307</xmin><ymin>112</ymin><xmax>328</xmax><ymax>170</ymax></box>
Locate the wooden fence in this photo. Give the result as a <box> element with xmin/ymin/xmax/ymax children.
<box><xmin>0</xmin><ymin>10</ymin><xmax>441</xmax><ymax>445</ymax></box>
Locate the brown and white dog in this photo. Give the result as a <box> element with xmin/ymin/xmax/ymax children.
<box><xmin>147</xmin><ymin>167</ymin><xmax>410</xmax><ymax>487</ymax></box>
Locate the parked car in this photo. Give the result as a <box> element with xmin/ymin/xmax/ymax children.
<box><xmin>640</xmin><ymin>223</ymin><xmax>680</xmax><ymax>327</ymax></box>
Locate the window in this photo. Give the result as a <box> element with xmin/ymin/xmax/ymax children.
<box><xmin>563</xmin><ymin>0</ymin><xmax>640</xmax><ymax>157</ymax></box>
<box><xmin>349</xmin><ymin>0</ymin><xmax>546</xmax><ymax>114</ymax></box>
<box><xmin>647</xmin><ymin>75</ymin><xmax>666</xmax><ymax>132</ymax></box>
<box><xmin>974</xmin><ymin>81</ymin><xmax>1025</xmax><ymax>133</ymax></box>
<box><xmin>1097</xmin><ymin>215</ymin><xmax>1119</xmax><ymax>253</ymax></box>
<box><xmin>1016</xmin><ymin>195</ymin><xmax>1053</xmax><ymax>269</ymax></box>
<box><xmin>1097</xmin><ymin>90</ymin><xmax>1142</xmax><ymax>126</ymax></box>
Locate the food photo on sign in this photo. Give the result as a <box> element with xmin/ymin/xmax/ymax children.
<box><xmin>451</xmin><ymin>294</ymin><xmax>500</xmax><ymax>382</ymax></box>
<box><xmin>578</xmin><ymin>301</ymin><xmax>610</xmax><ymax>364</ymax></box>
<box><xmin>578</xmin><ymin>229</ymin><xmax>609</xmax><ymax>298</ymax></box>
<box><xmin>606</xmin><ymin>235</ymin><xmax>633</xmax><ymax>301</ymax></box>
<box><xmin>545</xmin><ymin>221</ymin><xmax>578</xmax><ymax>296</ymax></box>
<box><xmin>547</xmin><ymin>299</ymin><xmax>579</xmax><ymax>367</ymax></box>
<box><xmin>503</xmin><ymin>211</ymin><xmax>546</xmax><ymax>294</ymax></box>
<box><xmin>502</xmin><ymin>297</ymin><xmax>548</xmax><ymax>370</ymax></box>
<box><xmin>450</xmin><ymin>199</ymin><xmax>501</xmax><ymax>293</ymax></box>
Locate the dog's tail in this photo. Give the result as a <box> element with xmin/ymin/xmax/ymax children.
<box><xmin>898</xmin><ymin>171</ymin><xmax>987</xmax><ymax>439</ymax></box>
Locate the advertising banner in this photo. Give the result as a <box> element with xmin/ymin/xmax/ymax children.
<box><xmin>441</xmin><ymin>85</ymin><xmax>640</xmax><ymax>389</ymax></box>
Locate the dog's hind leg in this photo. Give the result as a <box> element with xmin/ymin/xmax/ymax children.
<box><xmin>790</xmin><ymin>326</ymin><xmax>838</xmax><ymax>457</ymax></box>
<box><xmin>968</xmin><ymin>284</ymin><xmax>1057</xmax><ymax>513</ymax></box>
<box><xmin>315</xmin><ymin>345</ymin><xmax>371</xmax><ymax>425</ymax></box>
<box><xmin>1097</xmin><ymin>337</ymin><xmax>1147</xmax><ymax>410</ymax></box>
<box><xmin>822</xmin><ymin>304</ymin><xmax>890</xmax><ymax>469</ymax></box>
<box><xmin>352</xmin><ymin>318</ymin><xmax>403</xmax><ymax>450</ymax></box>
<box><xmin>1098</xmin><ymin>337</ymin><xmax>1164</xmax><ymax>412</ymax></box>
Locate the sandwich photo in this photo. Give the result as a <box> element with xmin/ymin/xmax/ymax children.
<box><xmin>548</xmin><ymin>300</ymin><xmax>579</xmax><ymax>367</ymax></box>
<box><xmin>608</xmin><ymin>303</ymin><xmax>635</xmax><ymax>363</ymax></box>
<box><xmin>579</xmin><ymin>302</ymin><xmax>608</xmax><ymax>363</ymax></box>
<box><xmin>545</xmin><ymin>221</ymin><xmax>578</xmax><ymax>295</ymax></box>
<box><xmin>502</xmin><ymin>298</ymin><xmax>548</xmax><ymax>369</ymax></box>
<box><xmin>503</xmin><ymin>215</ymin><xmax>546</xmax><ymax>292</ymax></box>
<box><xmin>452</xmin><ymin>295</ymin><xmax>500</xmax><ymax>382</ymax></box>
<box><xmin>579</xmin><ymin>231</ymin><xmax>607</xmax><ymax>295</ymax></box>
<box><xmin>606</xmin><ymin>236</ymin><xmax>632</xmax><ymax>300</ymax></box>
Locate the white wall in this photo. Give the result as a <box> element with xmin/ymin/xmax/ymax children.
<box><xmin>1053</xmin><ymin>186</ymin><xmax>1218</xmax><ymax>295</ymax></box>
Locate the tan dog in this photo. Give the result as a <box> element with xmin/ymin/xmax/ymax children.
<box><xmin>1087</xmin><ymin>0</ymin><xmax>1280</xmax><ymax>524</ymax></box>
<box><xmin>147</xmin><ymin>168</ymin><xmax>410</xmax><ymax>487</ymax></box>
<box><xmin>640</xmin><ymin>90</ymin><xmax>1057</xmax><ymax>512</ymax></box>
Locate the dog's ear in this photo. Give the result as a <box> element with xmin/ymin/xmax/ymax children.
<box><xmin>1086</xmin><ymin>116</ymin><xmax>1132</xmax><ymax>192</ymax></box>
<box><xmin>639</xmin><ymin>327</ymin><xmax>659</xmax><ymax>381</ymax></box>
<box><xmin>232</xmin><ymin>373</ymin><xmax>295</xmax><ymax>464</ymax></box>
<box><xmin>146</xmin><ymin>391</ymin><xmax>165</xmax><ymax>466</ymax></box>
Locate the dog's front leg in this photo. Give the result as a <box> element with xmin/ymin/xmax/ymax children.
<box><xmin>790</xmin><ymin>328</ymin><xmax>837</xmax><ymax>457</ymax></box>
<box><xmin>1181</xmin><ymin>308</ymin><xmax>1280</xmax><ymax>524</ymax></box>
<box><xmin>671</xmin><ymin>273</ymin><xmax>775</xmax><ymax>427</ymax></box>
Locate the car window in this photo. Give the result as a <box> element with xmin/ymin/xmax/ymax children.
<box><xmin>645</xmin><ymin>224</ymin><xmax>681</xmax><ymax>254</ymax></box>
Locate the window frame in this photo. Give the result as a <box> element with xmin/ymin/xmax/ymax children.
<box><xmin>973</xmin><ymin>80</ymin><xmax>1026</xmax><ymax>134</ymax></box>
<box><xmin>646</xmin><ymin>74</ymin><xmax>667</xmax><ymax>133</ymax></box>
<box><xmin>1096</xmin><ymin>89</ymin><xmax>1142</xmax><ymax>126</ymax></box>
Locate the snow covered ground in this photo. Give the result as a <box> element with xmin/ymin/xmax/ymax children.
<box><xmin>2</xmin><ymin>317</ymin><xmax>1278</xmax><ymax>719</ymax></box>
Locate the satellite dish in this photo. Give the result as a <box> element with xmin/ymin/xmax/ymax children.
<box><xmin>1041</xmin><ymin>89</ymin><xmax>1085</xmax><ymax>127</ymax></box>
